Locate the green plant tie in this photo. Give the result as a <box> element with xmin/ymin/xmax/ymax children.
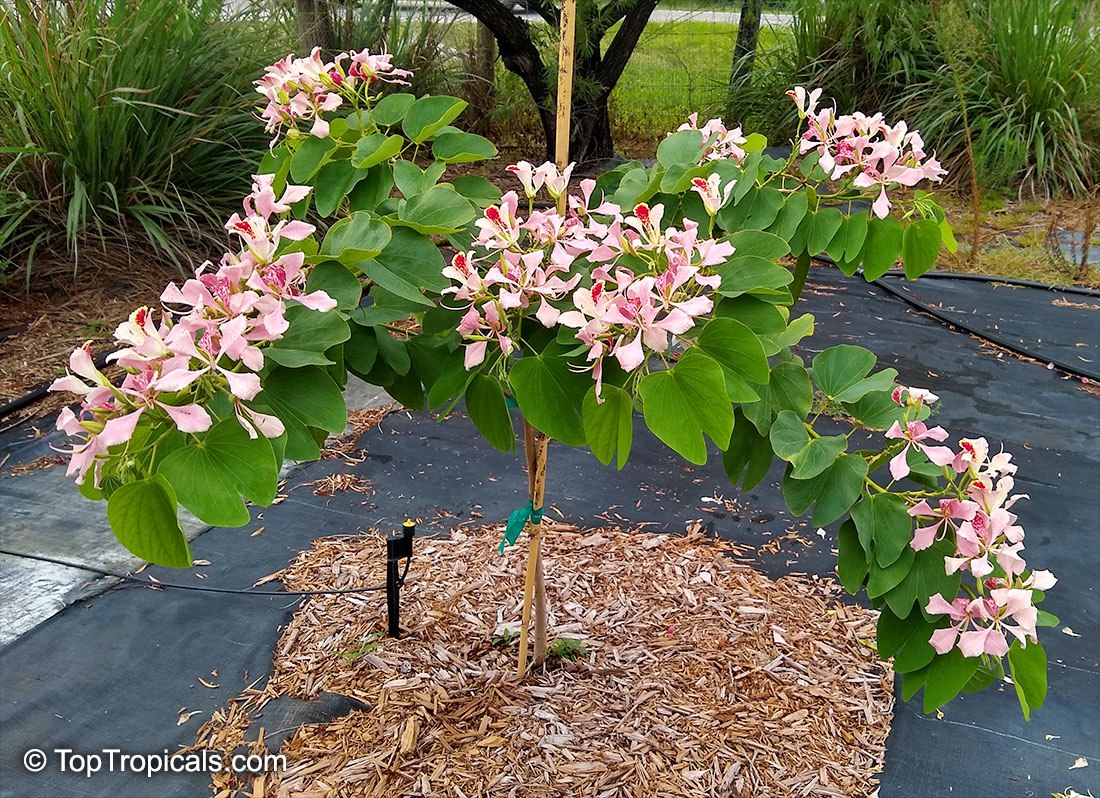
<box><xmin>505</xmin><ymin>395</ymin><xmax>518</xmax><ymax>409</ymax></box>
<box><xmin>499</xmin><ymin>500</ymin><xmax>544</xmax><ymax>553</ymax></box>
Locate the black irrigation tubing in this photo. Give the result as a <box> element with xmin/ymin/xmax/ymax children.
<box><xmin>876</xmin><ymin>269</ymin><xmax>1100</xmax><ymax>298</ymax></box>
<box><xmin>809</xmin><ymin>256</ymin><xmax>1098</xmax><ymax>380</ymax></box>
<box><xmin>0</xmin><ymin>349</ymin><xmax>116</xmax><ymax>422</ymax></box>
<box><xmin>0</xmin><ymin>548</ymin><xmax>386</xmax><ymax>597</ymax></box>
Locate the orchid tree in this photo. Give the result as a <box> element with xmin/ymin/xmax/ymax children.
<box><xmin>48</xmin><ymin>48</ymin><xmax>1056</xmax><ymax>720</ymax></box>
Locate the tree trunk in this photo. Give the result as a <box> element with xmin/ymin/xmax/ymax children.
<box><xmin>729</xmin><ymin>0</ymin><xmax>762</xmax><ymax>91</ymax></box>
<box><xmin>467</xmin><ymin>23</ymin><xmax>498</xmax><ymax>137</ymax></box>
<box><xmin>293</xmin><ymin>0</ymin><xmax>334</xmax><ymax>54</ymax></box>
<box><xmin>568</xmin><ymin>100</ymin><xmax>614</xmax><ymax>164</ymax></box>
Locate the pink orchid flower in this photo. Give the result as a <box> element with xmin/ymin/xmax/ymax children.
<box><xmin>690</xmin><ymin>174</ymin><xmax>735</xmax><ymax>216</ymax></box>
<box><xmin>907</xmin><ymin>498</ymin><xmax>979</xmax><ymax>551</ymax></box>
<box><xmin>884</xmin><ymin>420</ymin><xmax>955</xmax><ymax>480</ymax></box>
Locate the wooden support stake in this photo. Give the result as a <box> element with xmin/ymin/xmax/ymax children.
<box><xmin>517</xmin><ymin>0</ymin><xmax>575</xmax><ymax>681</ymax></box>
<box><xmin>516</xmin><ymin>422</ymin><xmax>549</xmax><ymax>678</ymax></box>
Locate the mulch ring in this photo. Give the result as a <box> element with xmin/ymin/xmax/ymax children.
<box><xmin>193</xmin><ymin>526</ymin><xmax>894</xmax><ymax>798</ymax></box>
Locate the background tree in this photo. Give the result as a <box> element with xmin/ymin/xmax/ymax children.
<box><xmin>728</xmin><ymin>0</ymin><xmax>763</xmax><ymax>93</ymax></box>
<box><xmin>447</xmin><ymin>0</ymin><xmax>659</xmax><ymax>163</ymax></box>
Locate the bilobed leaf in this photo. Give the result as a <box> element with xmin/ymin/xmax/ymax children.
<box><xmin>844</xmin><ymin>390</ymin><xmax>905</xmax><ymax>430</ymax></box>
<box><xmin>313</xmin><ymin>160</ymin><xmax>368</xmax><ymax>217</ymax></box>
<box><xmin>431</xmin><ymin>129</ymin><xmax>498</xmax><ymax>163</ymax></box>
<box><xmin>371</xmin><ymin>92</ymin><xmax>416</xmax><ymax>126</ymax></box>
<box><xmin>360</xmin><ymin>226</ymin><xmax>449</xmax><ymax>307</ymax></box>
<box><xmin>861</xmin><ymin>216</ymin><xmax>904</xmax><ymax>280</ymax></box>
<box><xmin>811</xmin><ymin>454</ymin><xmax>868</xmax><ymax>525</ymax></box>
<box><xmin>253</xmin><ymin>366</ymin><xmax>347</xmax><ymax>461</ymax></box>
<box><xmin>375</xmin><ymin>329</ymin><xmax>411</xmax><ymax>375</ymax></box>
<box><xmin>348</xmin><ymin>164</ymin><xmax>395</xmax><ymax>213</ymax></box>
<box><xmin>877</xmin><ymin>608</ymin><xmax>938</xmax><ymax>673</ymax></box>
<box><xmin>639</xmin><ymin>350</ymin><xmax>734</xmax><ymax>465</ymax></box>
<box><xmin>267</xmin><ymin>304</ymin><xmax>351</xmax><ymax>367</ymax></box>
<box><xmin>344</xmin><ymin>323</ymin><xmax>378</xmax><ymax>375</ymax></box>
<box><xmin>397</xmin><ymin>185</ymin><xmax>476</xmax><ymax>234</ymax></box>
<box><xmin>402</xmin><ymin>95</ymin><xmax>468</xmax><ymax>143</ymax></box>
<box><xmin>768</xmin><ymin>190</ymin><xmax>808</xmax><ymax>241</ymax></box>
<box><xmin>717</xmin><ymin>255</ymin><xmax>794</xmax><ymax>297</ymax></box>
<box><xmin>290</xmin><ymin>135</ymin><xmax>338</xmax><ymax>182</ymax></box>
<box><xmin>836</xmin><ymin>519</ymin><xmax>869</xmax><ymax>593</ymax></box>
<box><xmin>722</xmin><ymin>409</ymin><xmax>774</xmax><ymax>490</ymax></box>
<box><xmin>769</xmin><ymin>410</ymin><xmax>809</xmax><ymax>460</ymax></box>
<box><xmin>465</xmin><ymin>374</ymin><xmax>515</xmax><ymax>452</ymax></box>
<box><xmin>902</xmin><ymin>218</ymin><xmax>942</xmax><ymax>279</ymax></box>
<box><xmin>306</xmin><ymin>262</ymin><xmax>362</xmax><ymax>310</ymax></box>
<box><xmin>808</xmin><ymin>207</ymin><xmax>844</xmax><ymax>255</ymax></box>
<box><xmin>510</xmin><ymin>353</ymin><xmax>589</xmax><ymax>446</ymax></box>
<box><xmin>583</xmin><ymin>384</ymin><xmax>634</xmax><ymax>469</ymax></box>
<box><xmin>695</xmin><ymin>318</ymin><xmax>769</xmax><ymax>384</ymax></box>
<box><xmin>351</xmin><ymin>133</ymin><xmax>403</xmax><ymax>169</ymax></box>
<box><xmin>842</xmin><ymin>212</ymin><xmax>869</xmax><ymax>262</ymax></box>
<box><xmin>851</xmin><ymin>492</ymin><xmax>912</xmax><ymax>567</ymax></box>
<box><xmin>885</xmin><ymin>540</ymin><xmax>960</xmax><ymax>619</ymax></box>
<box><xmin>453</xmin><ymin>175</ymin><xmax>502</xmax><ymax>206</ymax></box>
<box><xmin>106</xmin><ymin>476</ymin><xmax>191</xmax><ymax>568</ymax></box>
<box><xmin>866</xmin><ymin>544</ymin><xmax>916</xmax><ymax>598</ymax></box>
<box><xmin>725</xmin><ymin>229</ymin><xmax>790</xmax><ymax>261</ymax></box>
<box><xmin>768</xmin><ymin>361</ymin><xmax>813</xmax><ymax>417</ymax></box>
<box><xmin>714</xmin><ymin>296</ymin><xmax>787</xmax><ymax>336</ymax></box>
<box><xmin>922</xmin><ymin>648</ymin><xmax>980</xmax><ymax>713</ymax></box>
<box><xmin>790</xmin><ymin>434</ymin><xmax>846</xmax><ymax>479</ymax></box>
<box><xmin>1008</xmin><ymin>640</ymin><xmax>1047</xmax><ymax>721</ymax></box>
<box><xmin>321</xmin><ymin>211</ymin><xmax>392</xmax><ymax>262</ymax></box>
<box><xmin>812</xmin><ymin>345</ymin><xmax>876</xmax><ymax>400</ymax></box>
<box><xmin>781</xmin><ymin>464</ymin><xmax>824</xmax><ymax>515</ymax></box>
<box><xmin>657</xmin><ymin>129</ymin><xmax>705</xmax><ymax>167</ymax></box>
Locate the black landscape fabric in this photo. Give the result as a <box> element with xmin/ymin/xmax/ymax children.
<box><xmin>0</xmin><ymin>268</ymin><xmax>1097</xmax><ymax>798</ymax></box>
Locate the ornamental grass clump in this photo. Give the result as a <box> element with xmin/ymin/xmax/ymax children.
<box><xmin>48</xmin><ymin>48</ymin><xmax>1057</xmax><ymax>720</ymax></box>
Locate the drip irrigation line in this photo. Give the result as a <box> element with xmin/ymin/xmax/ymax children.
<box><xmin>0</xmin><ymin>548</ymin><xmax>386</xmax><ymax>596</ymax></box>
<box><xmin>810</xmin><ymin>258</ymin><xmax>1098</xmax><ymax>380</ymax></box>
<box><xmin>876</xmin><ymin>269</ymin><xmax>1100</xmax><ymax>298</ymax></box>
<box><xmin>0</xmin><ymin>349</ymin><xmax>115</xmax><ymax>422</ymax></box>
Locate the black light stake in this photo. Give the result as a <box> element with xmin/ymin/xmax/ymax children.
<box><xmin>386</xmin><ymin>519</ymin><xmax>415</xmax><ymax>638</ymax></box>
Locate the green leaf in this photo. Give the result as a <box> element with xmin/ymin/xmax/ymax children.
<box><xmin>884</xmin><ymin>540</ymin><xmax>960</xmax><ymax>618</ymax></box>
<box><xmin>253</xmin><ymin>367</ymin><xmax>347</xmax><ymax>461</ymax></box>
<box><xmin>714</xmin><ymin>296</ymin><xmax>787</xmax><ymax>336</ymax></box>
<box><xmin>811</xmin><ymin>454</ymin><xmax>868</xmax><ymax>525</ymax></box>
<box><xmin>348</xmin><ymin>164</ymin><xmax>395</xmax><ymax>213</ymax></box>
<box><xmin>313</xmin><ymin>160</ymin><xmax>367</xmax><ymax>217</ymax></box>
<box><xmin>453</xmin><ymin>174</ymin><xmax>502</xmax><ymax>206</ymax></box>
<box><xmin>306</xmin><ymin>262</ymin><xmax>361</xmax><ymax>310</ymax></box>
<box><xmin>781</xmin><ymin>464</ymin><xmax>824</xmax><ymax>515</ymax></box>
<box><xmin>106</xmin><ymin>476</ymin><xmax>191</xmax><ymax>567</ymax></box>
<box><xmin>769</xmin><ymin>410</ymin><xmax>809</xmax><ymax>460</ymax></box>
<box><xmin>836</xmin><ymin>519</ymin><xmax>869</xmax><ymax>593</ymax></box>
<box><xmin>290</xmin><ymin>135</ymin><xmax>338</xmax><ymax>182</ymax></box>
<box><xmin>722</xmin><ymin>409</ymin><xmax>774</xmax><ymax>490</ymax></box>
<box><xmin>466</xmin><ymin>374</ymin><xmax>515</xmax><ymax>452</ymax></box>
<box><xmin>900</xmin><ymin>666</ymin><xmax>931</xmax><ymax>701</ymax></box>
<box><xmin>877</xmin><ymin>608</ymin><xmax>938</xmax><ymax>673</ymax></box>
<box><xmin>812</xmin><ymin>345</ymin><xmax>876</xmax><ymax>400</ymax></box>
<box><xmin>768</xmin><ymin>190</ymin><xmax>808</xmax><ymax>241</ymax></box>
<box><xmin>844</xmin><ymin>390</ymin><xmax>905</xmax><ymax>430</ymax></box>
<box><xmin>583</xmin><ymin>384</ymin><xmax>634</xmax><ymax>469</ymax></box>
<box><xmin>375</xmin><ymin>329</ymin><xmax>411</xmax><ymax>375</ymax></box>
<box><xmin>695</xmin><ymin>318</ymin><xmax>769</xmax><ymax>384</ymax></box>
<box><xmin>402</xmin><ymin>95</ymin><xmax>468</xmax><ymax>143</ymax></box>
<box><xmin>725</xmin><ymin>229</ymin><xmax>790</xmax><ymax>261</ymax></box>
<box><xmin>657</xmin><ymin>129</ymin><xmax>705</xmax><ymax>167</ymax></box>
<box><xmin>902</xmin><ymin>219</ymin><xmax>942</xmax><ymax>280</ymax></box>
<box><xmin>639</xmin><ymin>350</ymin><xmax>734</xmax><ymax>465</ymax></box>
<box><xmin>351</xmin><ymin>133</ymin><xmax>404</xmax><ymax>169</ymax></box>
<box><xmin>344</xmin><ymin>322</ymin><xmax>378</xmax><ymax>374</ymax></box>
<box><xmin>266</xmin><ymin>304</ymin><xmax>351</xmax><ymax>368</ymax></box>
<box><xmin>842</xmin><ymin>212</ymin><xmax>869</xmax><ymax>262</ymax></box>
<box><xmin>851</xmin><ymin>493</ymin><xmax>912</xmax><ymax>567</ymax></box>
<box><xmin>866</xmin><ymin>544</ymin><xmax>915</xmax><ymax>597</ymax></box>
<box><xmin>762</xmin><ymin>313</ymin><xmax>815</xmax><ymax>352</ymax></box>
<box><xmin>158</xmin><ymin>420</ymin><xmax>278</xmax><ymax>526</ymax></box>
<box><xmin>432</xmin><ymin>129</ymin><xmax>497</xmax><ymax>163</ymax></box>
<box><xmin>394</xmin><ymin>159</ymin><xmax>427</xmax><ymax>198</ymax></box>
<box><xmin>808</xmin><ymin>208</ymin><xmax>844</xmax><ymax>255</ymax></box>
<box><xmin>359</xmin><ymin>226</ymin><xmax>449</xmax><ymax>307</ymax></box>
<box><xmin>716</xmin><ymin>255</ymin><xmax>794</xmax><ymax>297</ymax></box>
<box><xmin>922</xmin><ymin>648</ymin><xmax>980</xmax><ymax>713</ymax></box>
<box><xmin>861</xmin><ymin>217</ymin><xmax>903</xmax><ymax>280</ymax></box>
<box><xmin>321</xmin><ymin>211</ymin><xmax>392</xmax><ymax>262</ymax></box>
<box><xmin>768</xmin><ymin>361</ymin><xmax>813</xmax><ymax>417</ymax></box>
<box><xmin>791</xmin><ymin>434</ymin><xmax>847</xmax><ymax>479</ymax></box>
<box><xmin>1008</xmin><ymin>640</ymin><xmax>1047</xmax><ymax>721</ymax></box>
<box><xmin>397</xmin><ymin>185</ymin><xmax>476</xmax><ymax>235</ymax></box>
<box><xmin>371</xmin><ymin>92</ymin><xmax>416</xmax><ymax>126</ymax></box>
<box><xmin>428</xmin><ymin>350</ymin><xmax>478</xmax><ymax>410</ymax></box>
<box><xmin>511</xmin><ymin>353</ymin><xmax>589</xmax><ymax>446</ymax></box>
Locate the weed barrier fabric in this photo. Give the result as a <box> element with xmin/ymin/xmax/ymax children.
<box><xmin>0</xmin><ymin>269</ymin><xmax>1096</xmax><ymax>797</ymax></box>
<box><xmin>875</xmin><ymin>273</ymin><xmax>1100</xmax><ymax>380</ymax></box>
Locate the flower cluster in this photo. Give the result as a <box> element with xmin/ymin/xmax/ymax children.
<box><xmin>255</xmin><ymin>47</ymin><xmax>411</xmax><ymax>144</ymax></box>
<box><xmin>788</xmin><ymin>86</ymin><xmax>946</xmax><ymax>218</ymax></box>
<box><xmin>886</xmin><ymin>386</ymin><xmax>1056</xmax><ymax>658</ymax></box>
<box><xmin>675</xmin><ymin>113</ymin><xmax>748</xmax><ymax>163</ymax></box>
<box><xmin>442</xmin><ymin>163</ymin><xmax>730</xmax><ymax>397</ymax></box>
<box><xmin>49</xmin><ymin>175</ymin><xmax>335</xmax><ymax>486</ymax></box>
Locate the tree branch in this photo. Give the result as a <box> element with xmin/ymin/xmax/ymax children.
<box><xmin>596</xmin><ymin>0</ymin><xmax>657</xmax><ymax>94</ymax></box>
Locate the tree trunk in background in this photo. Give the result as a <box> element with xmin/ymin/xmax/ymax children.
<box><xmin>467</xmin><ymin>23</ymin><xmax>498</xmax><ymax>137</ymax></box>
<box><xmin>729</xmin><ymin>0</ymin><xmax>762</xmax><ymax>92</ymax></box>
<box><xmin>294</xmin><ymin>0</ymin><xmax>334</xmax><ymax>54</ymax></box>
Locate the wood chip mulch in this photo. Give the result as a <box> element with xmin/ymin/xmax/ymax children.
<box><xmin>193</xmin><ymin>525</ymin><xmax>893</xmax><ymax>798</ymax></box>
